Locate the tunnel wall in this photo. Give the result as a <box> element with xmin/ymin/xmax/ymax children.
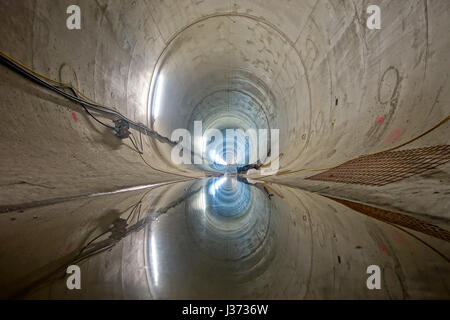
<box><xmin>0</xmin><ymin>180</ymin><xmax>197</xmax><ymax>299</ymax></box>
<box><xmin>22</xmin><ymin>182</ymin><xmax>450</xmax><ymax>299</ymax></box>
<box><xmin>1</xmin><ymin>0</ymin><xmax>448</xmax><ymax>212</ymax></box>
<box><xmin>0</xmin><ymin>0</ymin><xmax>196</xmax><ymax>208</ymax></box>
<box><xmin>0</xmin><ymin>0</ymin><xmax>449</xmax><ymax>300</ymax></box>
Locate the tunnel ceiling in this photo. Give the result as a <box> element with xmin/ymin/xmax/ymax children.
<box><xmin>149</xmin><ymin>14</ymin><xmax>309</xmax><ymax>170</ymax></box>
<box><xmin>1</xmin><ymin>0</ymin><xmax>448</xmax><ymax>187</ymax></box>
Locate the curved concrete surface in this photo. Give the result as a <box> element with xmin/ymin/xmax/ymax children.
<box><xmin>0</xmin><ymin>0</ymin><xmax>449</xmax><ymax>299</ymax></box>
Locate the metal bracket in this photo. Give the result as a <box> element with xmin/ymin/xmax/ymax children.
<box><xmin>113</xmin><ymin>119</ymin><xmax>130</xmax><ymax>139</ymax></box>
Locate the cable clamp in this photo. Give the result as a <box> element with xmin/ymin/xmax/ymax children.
<box><xmin>113</xmin><ymin>119</ymin><xmax>130</xmax><ymax>139</ymax></box>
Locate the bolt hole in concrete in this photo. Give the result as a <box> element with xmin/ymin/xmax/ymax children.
<box><xmin>0</xmin><ymin>0</ymin><xmax>449</xmax><ymax>301</ymax></box>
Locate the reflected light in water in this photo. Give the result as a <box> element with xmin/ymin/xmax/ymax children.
<box><xmin>209</xmin><ymin>176</ymin><xmax>227</xmax><ymax>196</ymax></box>
<box><xmin>150</xmin><ymin>232</ymin><xmax>159</xmax><ymax>287</ymax></box>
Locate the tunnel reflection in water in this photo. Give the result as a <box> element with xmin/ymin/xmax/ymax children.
<box><xmin>145</xmin><ymin>178</ymin><xmax>449</xmax><ymax>299</ymax></box>
<box><xmin>3</xmin><ymin>178</ymin><xmax>448</xmax><ymax>299</ymax></box>
<box><xmin>185</xmin><ymin>177</ymin><xmax>269</xmax><ymax>261</ymax></box>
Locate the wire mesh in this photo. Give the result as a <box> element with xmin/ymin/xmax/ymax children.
<box><xmin>307</xmin><ymin>145</ymin><xmax>450</xmax><ymax>186</ymax></box>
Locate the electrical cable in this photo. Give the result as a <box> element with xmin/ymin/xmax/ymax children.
<box><xmin>0</xmin><ymin>49</ymin><xmax>211</xmax><ymax>178</ymax></box>
<box><xmin>73</xmin><ymin>188</ymin><xmax>158</xmax><ymax>266</ymax></box>
<box><xmin>76</xmin><ymin>229</ymin><xmax>112</xmax><ymax>258</ymax></box>
<box><xmin>76</xmin><ymin>200</ymin><xmax>145</xmax><ymax>258</ymax></box>
<box><xmin>126</xmin><ymin>201</ymin><xmax>141</xmax><ymax>222</ymax></box>
<box><xmin>6</xmin><ymin>49</ymin><xmax>446</xmax><ymax>180</ymax></box>
<box><xmin>72</xmin><ymin>244</ymin><xmax>116</xmax><ymax>266</ymax></box>
<box><xmin>0</xmin><ymin>49</ymin><xmax>216</xmax><ymax>179</ymax></box>
<box><xmin>128</xmin><ymin>132</ymin><xmax>204</xmax><ymax>179</ymax></box>
<box><xmin>129</xmin><ymin>133</ymin><xmax>143</xmax><ymax>154</ymax></box>
<box><xmin>261</xmin><ymin>153</ymin><xmax>284</xmax><ymax>168</ymax></box>
<box><xmin>136</xmin><ymin>202</ymin><xmax>142</xmax><ymax>222</ymax></box>
<box><xmin>254</xmin><ymin>114</ymin><xmax>450</xmax><ymax>178</ymax></box>
<box><xmin>68</xmin><ymin>87</ymin><xmax>115</xmax><ymax>130</ymax></box>
<box><xmin>0</xmin><ymin>49</ymin><xmax>176</xmax><ymax>146</ymax></box>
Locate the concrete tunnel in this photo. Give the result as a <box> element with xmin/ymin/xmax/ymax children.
<box><xmin>0</xmin><ymin>0</ymin><xmax>449</xmax><ymax>299</ymax></box>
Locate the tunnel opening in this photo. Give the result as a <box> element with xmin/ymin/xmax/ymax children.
<box><xmin>147</xmin><ymin>15</ymin><xmax>307</xmax><ymax>173</ymax></box>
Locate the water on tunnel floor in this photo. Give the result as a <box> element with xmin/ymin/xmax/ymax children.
<box><xmin>143</xmin><ymin>179</ymin><xmax>449</xmax><ymax>299</ymax></box>
<box><xmin>6</xmin><ymin>178</ymin><xmax>447</xmax><ymax>299</ymax></box>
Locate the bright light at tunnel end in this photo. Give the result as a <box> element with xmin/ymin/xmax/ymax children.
<box><xmin>170</xmin><ymin>121</ymin><xmax>280</xmax><ymax>174</ymax></box>
<box><xmin>209</xmin><ymin>150</ymin><xmax>227</xmax><ymax>166</ymax></box>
